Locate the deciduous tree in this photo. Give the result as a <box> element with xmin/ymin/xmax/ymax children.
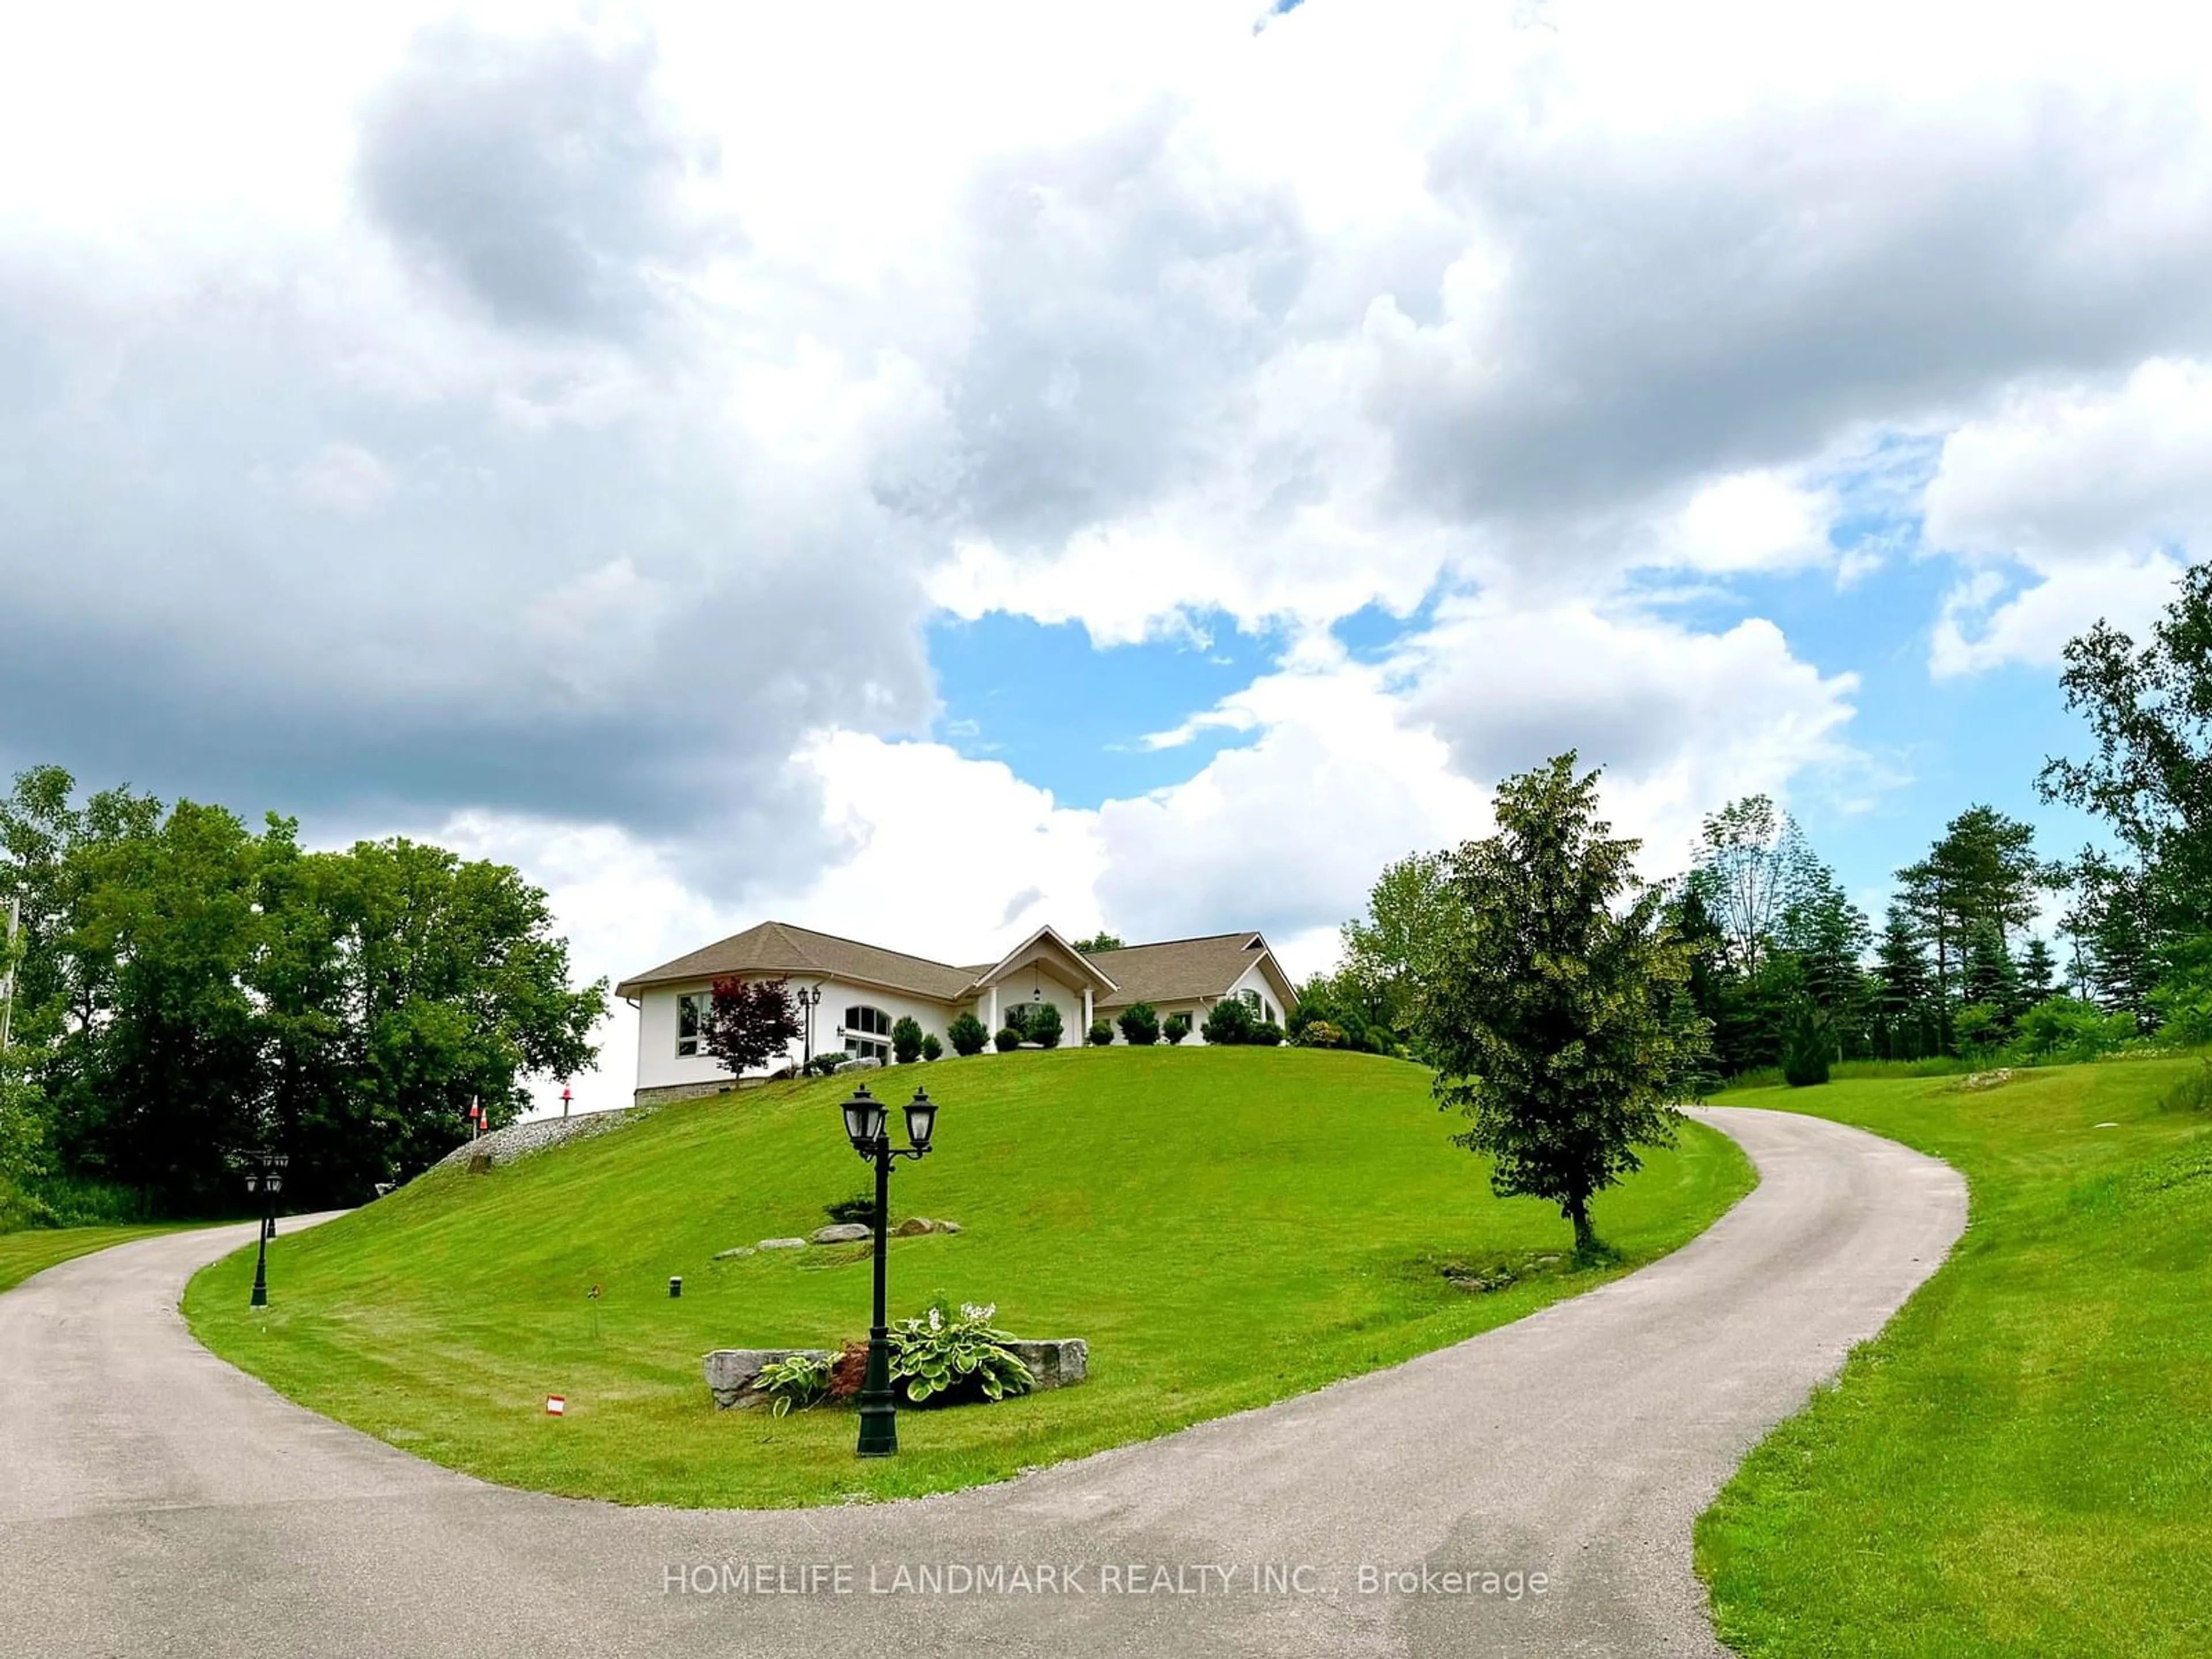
<box><xmin>703</xmin><ymin>977</ymin><xmax>802</xmax><ymax>1076</ymax></box>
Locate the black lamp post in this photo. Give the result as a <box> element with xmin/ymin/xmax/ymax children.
<box><xmin>839</xmin><ymin>1082</ymin><xmax>937</xmax><ymax>1457</ymax></box>
<box><xmin>242</xmin><ymin>1149</ymin><xmax>289</xmax><ymax>1309</ymax></box>
<box><xmin>796</xmin><ymin>984</ymin><xmax>824</xmax><ymax>1067</ymax></box>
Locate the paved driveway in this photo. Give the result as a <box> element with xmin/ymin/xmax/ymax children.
<box><xmin>0</xmin><ymin>1107</ymin><xmax>1964</xmax><ymax>1657</ymax></box>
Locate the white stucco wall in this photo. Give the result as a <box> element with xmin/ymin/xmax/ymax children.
<box><xmin>1226</xmin><ymin>956</ymin><xmax>1292</xmax><ymax>1028</ymax></box>
<box><xmin>632</xmin><ymin>977</ymin><xmax>966</xmax><ymax>1092</ymax></box>
<box><xmin>978</xmin><ymin>956</ymin><xmax>1091</xmax><ymax>1045</ymax></box>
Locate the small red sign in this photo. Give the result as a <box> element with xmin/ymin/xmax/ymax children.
<box><xmin>546</xmin><ymin>1395</ymin><xmax>566</xmax><ymax>1416</ymax></box>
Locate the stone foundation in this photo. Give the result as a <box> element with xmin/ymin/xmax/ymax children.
<box><xmin>631</xmin><ymin>1080</ymin><xmax>744</xmax><ymax>1109</ymax></box>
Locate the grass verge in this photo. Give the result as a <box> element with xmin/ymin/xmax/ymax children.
<box><xmin>1</xmin><ymin>1221</ymin><xmax>200</xmax><ymax>1294</ymax></box>
<box><xmin>1697</xmin><ymin>1056</ymin><xmax>2212</xmax><ymax>1657</ymax></box>
<box><xmin>187</xmin><ymin>1047</ymin><xmax>1751</xmax><ymax>1508</ymax></box>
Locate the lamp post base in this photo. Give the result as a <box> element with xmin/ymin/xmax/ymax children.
<box><xmin>857</xmin><ymin>1334</ymin><xmax>897</xmax><ymax>1456</ymax></box>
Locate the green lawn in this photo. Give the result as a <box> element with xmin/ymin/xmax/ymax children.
<box><xmin>187</xmin><ymin>1046</ymin><xmax>1751</xmax><ymax>1508</ymax></box>
<box><xmin>1</xmin><ymin>1221</ymin><xmax>200</xmax><ymax>1294</ymax></box>
<box><xmin>1698</xmin><ymin>1056</ymin><xmax>2212</xmax><ymax>1658</ymax></box>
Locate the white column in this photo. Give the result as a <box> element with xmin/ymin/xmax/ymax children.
<box><xmin>987</xmin><ymin>984</ymin><xmax>998</xmax><ymax>1037</ymax></box>
<box><xmin>1084</xmin><ymin>986</ymin><xmax>1093</xmax><ymax>1041</ymax></box>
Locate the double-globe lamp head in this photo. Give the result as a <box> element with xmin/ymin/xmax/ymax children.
<box><xmin>840</xmin><ymin>1082</ymin><xmax>935</xmax><ymax>1158</ymax></box>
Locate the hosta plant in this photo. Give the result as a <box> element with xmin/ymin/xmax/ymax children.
<box><xmin>887</xmin><ymin>1301</ymin><xmax>1034</xmax><ymax>1407</ymax></box>
<box><xmin>753</xmin><ymin>1351</ymin><xmax>834</xmax><ymax>1417</ymax></box>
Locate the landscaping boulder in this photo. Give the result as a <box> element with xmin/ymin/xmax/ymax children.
<box><xmin>935</xmin><ymin>1219</ymin><xmax>962</xmax><ymax>1234</ymax></box>
<box><xmin>835</xmin><ymin>1056</ymin><xmax>884</xmax><ymax>1073</ymax></box>
<box><xmin>1005</xmin><ymin>1338</ymin><xmax>1088</xmax><ymax>1391</ymax></box>
<box><xmin>703</xmin><ymin>1348</ymin><xmax>835</xmax><ymax>1411</ymax></box>
<box><xmin>810</xmin><ymin>1222</ymin><xmax>872</xmax><ymax>1245</ymax></box>
<box><xmin>713</xmin><ymin>1247</ymin><xmax>755</xmax><ymax>1260</ymax></box>
<box><xmin>757</xmin><ymin>1237</ymin><xmax>808</xmax><ymax>1250</ymax></box>
<box><xmin>894</xmin><ymin>1217</ymin><xmax>934</xmax><ymax>1237</ymax></box>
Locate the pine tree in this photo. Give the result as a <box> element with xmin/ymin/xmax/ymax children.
<box><xmin>2018</xmin><ymin>936</ymin><xmax>2059</xmax><ymax>1004</ymax></box>
<box><xmin>1873</xmin><ymin>904</ymin><xmax>1936</xmax><ymax>1059</ymax></box>
<box><xmin>1963</xmin><ymin>921</ymin><xmax>2022</xmax><ymax>1040</ymax></box>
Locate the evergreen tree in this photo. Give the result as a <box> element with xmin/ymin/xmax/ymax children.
<box><xmin>1963</xmin><ymin>920</ymin><xmax>2023</xmax><ymax>1039</ymax></box>
<box><xmin>1873</xmin><ymin>904</ymin><xmax>1936</xmax><ymax>1059</ymax></box>
<box><xmin>1897</xmin><ymin>804</ymin><xmax>2047</xmax><ymax>1052</ymax></box>
<box><xmin>1777</xmin><ymin>851</ymin><xmax>1872</xmax><ymax>1052</ymax></box>
<box><xmin>2066</xmin><ymin>852</ymin><xmax>2158</xmax><ymax>1031</ymax></box>
<box><xmin>2018</xmin><ymin>936</ymin><xmax>2059</xmax><ymax>1003</ymax></box>
<box><xmin>1419</xmin><ymin>754</ymin><xmax>1705</xmax><ymax>1255</ymax></box>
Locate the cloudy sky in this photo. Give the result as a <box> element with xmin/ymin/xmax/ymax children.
<box><xmin>5</xmin><ymin>0</ymin><xmax>2207</xmax><ymax>1110</ymax></box>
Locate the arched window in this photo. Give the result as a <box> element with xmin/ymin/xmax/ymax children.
<box><xmin>843</xmin><ymin>1005</ymin><xmax>892</xmax><ymax>1059</ymax></box>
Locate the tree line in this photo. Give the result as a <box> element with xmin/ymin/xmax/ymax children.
<box><xmin>0</xmin><ymin>767</ymin><xmax>605</xmax><ymax>1224</ymax></box>
<box><xmin>1293</xmin><ymin>561</ymin><xmax>2212</xmax><ymax>1087</ymax></box>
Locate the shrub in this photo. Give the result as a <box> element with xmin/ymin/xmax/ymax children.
<box><xmin>886</xmin><ymin>1301</ymin><xmax>1033</xmax><ymax>1406</ymax></box>
<box><xmin>1251</xmin><ymin>1020</ymin><xmax>1285</xmax><ymax>1047</ymax></box>
<box><xmin>946</xmin><ymin>1013</ymin><xmax>988</xmax><ymax>1056</ymax></box>
<box><xmin>1003</xmin><ymin>1003</ymin><xmax>1034</xmax><ymax>1039</ymax></box>
<box><xmin>1780</xmin><ymin>1003</ymin><xmax>1831</xmax><ymax>1088</ymax></box>
<box><xmin>2009</xmin><ymin>996</ymin><xmax>2134</xmax><ymax>1065</ymax></box>
<box><xmin>1293</xmin><ymin>1018</ymin><xmax>1347</xmax><ymax>1049</ymax></box>
<box><xmin>1200</xmin><ymin>997</ymin><xmax>1256</xmax><ymax>1046</ymax></box>
<box><xmin>994</xmin><ymin>1027</ymin><xmax>1022</xmax><ymax>1052</ymax></box>
<box><xmin>1116</xmin><ymin>1002</ymin><xmax>1161</xmax><ymax>1046</ymax></box>
<box><xmin>920</xmin><ymin>1033</ymin><xmax>943</xmax><ymax>1062</ymax></box>
<box><xmin>1162</xmin><ymin>1012</ymin><xmax>1191</xmax><ymax>1045</ymax></box>
<box><xmin>1088</xmin><ymin>1020</ymin><xmax>1113</xmax><ymax>1046</ymax></box>
<box><xmin>1952</xmin><ymin>1002</ymin><xmax>2011</xmax><ymax>1061</ymax></box>
<box><xmin>754</xmin><ymin>1352</ymin><xmax>834</xmax><ymax>1417</ymax></box>
<box><xmin>2160</xmin><ymin>1060</ymin><xmax>2212</xmax><ymax>1115</ymax></box>
<box><xmin>823</xmin><ymin>1191</ymin><xmax>875</xmax><ymax>1225</ymax></box>
<box><xmin>890</xmin><ymin>1016</ymin><xmax>923</xmax><ymax>1065</ymax></box>
<box><xmin>804</xmin><ymin>1051</ymin><xmax>847</xmax><ymax>1077</ymax></box>
<box><xmin>827</xmin><ymin>1339</ymin><xmax>872</xmax><ymax>1401</ymax></box>
<box><xmin>1029</xmin><ymin>1002</ymin><xmax>1065</xmax><ymax>1049</ymax></box>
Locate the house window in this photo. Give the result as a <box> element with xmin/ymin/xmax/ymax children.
<box><xmin>843</xmin><ymin>1005</ymin><xmax>891</xmax><ymax>1060</ymax></box>
<box><xmin>1241</xmin><ymin>988</ymin><xmax>1261</xmax><ymax>1012</ymax></box>
<box><xmin>677</xmin><ymin>992</ymin><xmax>704</xmax><ymax>1058</ymax></box>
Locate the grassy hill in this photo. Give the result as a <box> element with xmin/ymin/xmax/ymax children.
<box><xmin>185</xmin><ymin>1046</ymin><xmax>1751</xmax><ymax>1508</ymax></box>
<box><xmin>1698</xmin><ymin>1055</ymin><xmax>2212</xmax><ymax>1658</ymax></box>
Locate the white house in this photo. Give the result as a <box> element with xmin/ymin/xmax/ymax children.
<box><xmin>614</xmin><ymin>921</ymin><xmax>1300</xmax><ymax>1106</ymax></box>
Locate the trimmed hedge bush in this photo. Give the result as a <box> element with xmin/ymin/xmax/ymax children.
<box><xmin>1163</xmin><ymin>1012</ymin><xmax>1191</xmax><ymax>1045</ymax></box>
<box><xmin>1116</xmin><ymin>1002</ymin><xmax>1161</xmax><ymax>1046</ymax></box>
<box><xmin>1200</xmin><ymin>997</ymin><xmax>1256</xmax><ymax>1046</ymax></box>
<box><xmin>947</xmin><ymin>1013</ymin><xmax>988</xmax><ymax>1056</ymax></box>
<box><xmin>993</xmin><ymin>1027</ymin><xmax>1022</xmax><ymax>1052</ymax></box>
<box><xmin>919</xmin><ymin>1033</ymin><xmax>943</xmax><ymax>1061</ymax></box>
<box><xmin>1088</xmin><ymin>1020</ymin><xmax>1113</xmax><ymax>1046</ymax></box>
<box><xmin>891</xmin><ymin>1016</ymin><xmax>923</xmax><ymax>1065</ymax></box>
<box><xmin>1029</xmin><ymin>1002</ymin><xmax>1065</xmax><ymax>1049</ymax></box>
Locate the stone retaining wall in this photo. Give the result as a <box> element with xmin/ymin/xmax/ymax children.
<box><xmin>703</xmin><ymin>1338</ymin><xmax>1088</xmax><ymax>1410</ymax></box>
<box><xmin>431</xmin><ymin>1105</ymin><xmax>654</xmax><ymax>1172</ymax></box>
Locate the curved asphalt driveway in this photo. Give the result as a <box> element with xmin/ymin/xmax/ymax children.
<box><xmin>0</xmin><ymin>1107</ymin><xmax>1964</xmax><ymax>1658</ymax></box>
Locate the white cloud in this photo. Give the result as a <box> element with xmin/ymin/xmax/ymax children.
<box><xmin>15</xmin><ymin>0</ymin><xmax>2212</xmax><ymax>1112</ymax></box>
<box><xmin>1926</xmin><ymin>358</ymin><xmax>2212</xmax><ymax>564</ymax></box>
<box><xmin>1929</xmin><ymin>552</ymin><xmax>2186</xmax><ymax>679</ymax></box>
<box><xmin>1923</xmin><ymin>356</ymin><xmax>2210</xmax><ymax>673</ymax></box>
<box><xmin>292</xmin><ymin>442</ymin><xmax>397</xmax><ymax>516</ymax></box>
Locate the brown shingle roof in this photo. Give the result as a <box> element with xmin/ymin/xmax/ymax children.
<box><xmin>618</xmin><ymin>921</ymin><xmax>1290</xmax><ymax>1010</ymax></box>
<box><xmin>614</xmin><ymin>922</ymin><xmax>980</xmax><ymax>1002</ymax></box>
<box><xmin>1084</xmin><ymin>931</ymin><xmax>1284</xmax><ymax>1010</ymax></box>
